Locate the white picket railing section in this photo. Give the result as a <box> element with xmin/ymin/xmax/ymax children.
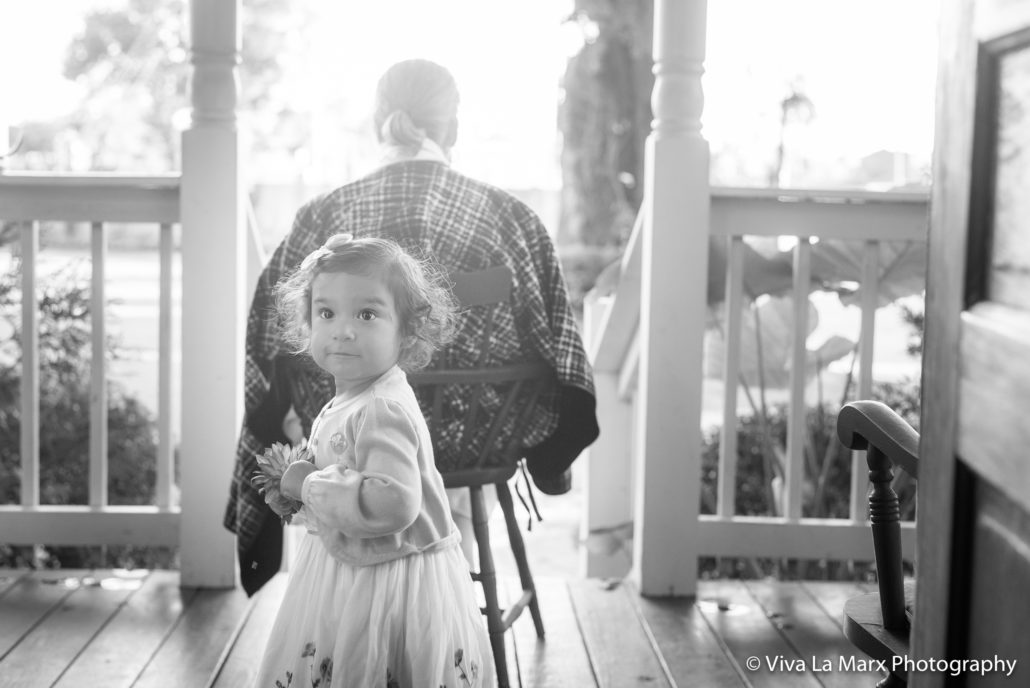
<box><xmin>0</xmin><ymin>173</ymin><xmax>266</xmax><ymax>560</ymax></box>
<box><xmin>582</xmin><ymin>186</ymin><xmax>929</xmax><ymax>578</ymax></box>
<box><xmin>0</xmin><ymin>174</ymin><xmax>182</xmax><ymax>546</ymax></box>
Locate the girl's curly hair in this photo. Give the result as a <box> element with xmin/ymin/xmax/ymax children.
<box><xmin>275</xmin><ymin>234</ymin><xmax>457</xmax><ymax>371</ymax></box>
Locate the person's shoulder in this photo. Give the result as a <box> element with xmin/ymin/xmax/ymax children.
<box><xmin>437</xmin><ymin>167</ymin><xmax>547</xmax><ymax>225</ymax></box>
<box><xmin>299</xmin><ymin>170</ymin><xmax>394</xmax><ymax>213</ymax></box>
<box><xmin>440</xmin><ymin>166</ymin><xmax>515</xmax><ymax>201</ymax></box>
<box><xmin>368</xmin><ymin>367</ymin><xmax>417</xmax><ymax>406</ymax></box>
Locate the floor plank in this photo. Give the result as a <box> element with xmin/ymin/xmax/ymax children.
<box><xmin>53</xmin><ymin>570</ymin><xmax>191</xmax><ymax>688</ymax></box>
<box><xmin>631</xmin><ymin>584</ymin><xmax>747</xmax><ymax>687</ymax></box>
<box><xmin>0</xmin><ymin>565</ymin><xmax>876</xmax><ymax>688</ymax></box>
<box><xmin>0</xmin><ymin>569</ymin><xmax>30</xmax><ymax>599</ymax></box>
<box><xmin>132</xmin><ymin>584</ymin><xmax>251</xmax><ymax>688</ymax></box>
<box><xmin>567</xmin><ymin>577</ymin><xmax>671</xmax><ymax>687</ymax></box>
<box><xmin>696</xmin><ymin>580</ymin><xmax>822</xmax><ymax>688</ymax></box>
<box><xmin>798</xmin><ymin>581</ymin><xmax>873</xmax><ymax>633</ymax></box>
<box><xmin>0</xmin><ymin>569</ymin><xmax>80</xmax><ymax>663</ymax></box>
<box><xmin>743</xmin><ymin>580</ymin><xmax>883</xmax><ymax>688</ymax></box>
<box><xmin>0</xmin><ymin>570</ymin><xmax>135</xmax><ymax>688</ymax></box>
<box><xmin>209</xmin><ymin>572</ymin><xmax>288</xmax><ymax>688</ymax></box>
<box><xmin>507</xmin><ymin>577</ymin><xmax>593</xmax><ymax>688</ymax></box>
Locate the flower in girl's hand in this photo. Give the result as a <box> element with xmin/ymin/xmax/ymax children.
<box><xmin>251</xmin><ymin>441</ymin><xmax>311</xmax><ymax>525</ymax></box>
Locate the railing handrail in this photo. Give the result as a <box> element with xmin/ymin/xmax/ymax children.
<box><xmin>0</xmin><ymin>171</ymin><xmax>181</xmax><ymax>184</ymax></box>
<box><xmin>711</xmin><ymin>187</ymin><xmax>930</xmax><ymax>241</ymax></box>
<box><xmin>0</xmin><ymin>172</ymin><xmax>181</xmax><ymax>223</ymax></box>
<box><xmin>712</xmin><ymin>185</ymin><xmax>930</xmax><ymax>204</ymax></box>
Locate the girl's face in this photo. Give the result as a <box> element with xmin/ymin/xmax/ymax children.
<box><xmin>309</xmin><ymin>271</ymin><xmax>405</xmax><ymax>396</ymax></box>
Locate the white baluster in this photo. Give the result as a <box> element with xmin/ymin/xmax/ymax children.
<box><xmin>20</xmin><ymin>222</ymin><xmax>39</xmax><ymax>508</ymax></box>
<box><xmin>784</xmin><ymin>237</ymin><xmax>812</xmax><ymax>521</ymax></box>
<box><xmin>90</xmin><ymin>222</ymin><xmax>108</xmax><ymax>507</ymax></box>
<box><xmin>718</xmin><ymin>236</ymin><xmax>745</xmax><ymax>518</ymax></box>
<box><xmin>157</xmin><ymin>223</ymin><xmax>176</xmax><ymax>510</ymax></box>
<box><xmin>851</xmin><ymin>240</ymin><xmax>879</xmax><ymax>521</ymax></box>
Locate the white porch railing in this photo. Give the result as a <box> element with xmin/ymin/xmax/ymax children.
<box><xmin>0</xmin><ymin>173</ymin><xmax>265</xmax><ymax>580</ymax></box>
<box><xmin>582</xmin><ymin>186</ymin><xmax>928</xmax><ymax>579</ymax></box>
<box><xmin>0</xmin><ymin>174</ymin><xmax>182</xmax><ymax>547</ymax></box>
<box><xmin>0</xmin><ymin>175</ymin><xmax>928</xmax><ymax>589</ymax></box>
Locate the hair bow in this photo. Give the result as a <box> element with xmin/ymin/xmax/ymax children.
<box><xmin>299</xmin><ymin>233</ymin><xmax>354</xmax><ymax>270</ymax></box>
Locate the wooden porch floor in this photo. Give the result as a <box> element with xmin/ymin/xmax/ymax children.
<box><xmin>0</xmin><ymin>568</ymin><xmax>884</xmax><ymax>688</ymax></box>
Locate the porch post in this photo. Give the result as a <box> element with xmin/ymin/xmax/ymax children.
<box><xmin>632</xmin><ymin>0</ymin><xmax>710</xmax><ymax>596</ymax></box>
<box><xmin>179</xmin><ymin>0</ymin><xmax>244</xmax><ymax>587</ymax></box>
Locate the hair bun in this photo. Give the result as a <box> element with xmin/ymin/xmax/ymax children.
<box><xmin>380</xmin><ymin>110</ymin><xmax>427</xmax><ymax>148</ymax></box>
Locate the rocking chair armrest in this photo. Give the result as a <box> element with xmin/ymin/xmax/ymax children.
<box><xmin>836</xmin><ymin>400</ymin><xmax>919</xmax><ymax>479</ymax></box>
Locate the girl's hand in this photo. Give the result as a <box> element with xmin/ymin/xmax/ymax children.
<box><xmin>254</xmin><ymin>475</ymin><xmax>303</xmax><ymax>523</ymax></box>
<box><xmin>280</xmin><ymin>460</ymin><xmax>317</xmax><ymax>501</ymax></box>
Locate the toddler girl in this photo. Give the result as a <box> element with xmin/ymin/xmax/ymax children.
<box><xmin>252</xmin><ymin>234</ymin><xmax>494</xmax><ymax>687</ymax></box>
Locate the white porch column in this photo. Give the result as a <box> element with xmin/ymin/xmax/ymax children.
<box><xmin>632</xmin><ymin>0</ymin><xmax>710</xmax><ymax>596</ymax></box>
<box><xmin>179</xmin><ymin>0</ymin><xmax>244</xmax><ymax>588</ymax></box>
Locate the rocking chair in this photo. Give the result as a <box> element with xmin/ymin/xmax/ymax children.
<box><xmin>408</xmin><ymin>265</ymin><xmax>554</xmax><ymax>687</ymax></box>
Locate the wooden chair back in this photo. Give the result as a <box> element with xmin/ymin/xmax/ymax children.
<box><xmin>408</xmin><ymin>266</ymin><xmax>556</xmax><ymax>488</ymax></box>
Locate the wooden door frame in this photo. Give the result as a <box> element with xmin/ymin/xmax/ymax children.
<box><xmin>915</xmin><ymin>1</ymin><xmax>1030</xmax><ymax>684</ymax></box>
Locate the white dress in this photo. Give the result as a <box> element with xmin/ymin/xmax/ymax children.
<box><xmin>254</xmin><ymin>367</ymin><xmax>495</xmax><ymax>688</ymax></box>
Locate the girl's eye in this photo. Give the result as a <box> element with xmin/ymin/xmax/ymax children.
<box><xmin>357</xmin><ymin>309</ymin><xmax>377</xmax><ymax>321</ymax></box>
<box><xmin>318</xmin><ymin>308</ymin><xmax>334</xmax><ymax>320</ymax></box>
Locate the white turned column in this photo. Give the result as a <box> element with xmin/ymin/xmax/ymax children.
<box><xmin>632</xmin><ymin>0</ymin><xmax>710</xmax><ymax>596</ymax></box>
<box><xmin>179</xmin><ymin>0</ymin><xmax>244</xmax><ymax>588</ymax></box>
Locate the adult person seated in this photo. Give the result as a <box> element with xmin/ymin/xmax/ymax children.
<box><xmin>224</xmin><ymin>58</ymin><xmax>599</xmax><ymax>595</ymax></box>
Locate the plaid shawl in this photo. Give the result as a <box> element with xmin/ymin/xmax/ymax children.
<box><xmin>224</xmin><ymin>160</ymin><xmax>597</xmax><ymax>592</ymax></box>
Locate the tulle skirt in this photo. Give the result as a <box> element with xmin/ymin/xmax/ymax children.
<box><xmin>254</xmin><ymin>533</ymin><xmax>494</xmax><ymax>688</ymax></box>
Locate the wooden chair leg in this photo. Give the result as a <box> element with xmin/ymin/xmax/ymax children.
<box><xmin>470</xmin><ymin>484</ymin><xmax>509</xmax><ymax>687</ymax></box>
<box><xmin>497</xmin><ymin>479</ymin><xmax>544</xmax><ymax>639</ymax></box>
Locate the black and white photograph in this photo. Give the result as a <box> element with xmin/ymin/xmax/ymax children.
<box><xmin>1</xmin><ymin>0</ymin><xmax>1027</xmax><ymax>686</ymax></box>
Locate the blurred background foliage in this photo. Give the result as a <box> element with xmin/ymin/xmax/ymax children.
<box><xmin>557</xmin><ymin>0</ymin><xmax>653</xmax><ymax>307</ymax></box>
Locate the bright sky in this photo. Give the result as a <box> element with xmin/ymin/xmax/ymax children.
<box><xmin>0</xmin><ymin>4</ymin><xmax>86</xmax><ymax>121</ymax></box>
<box><xmin>704</xmin><ymin>0</ymin><xmax>940</xmax><ymax>161</ymax></box>
<box><xmin>1</xmin><ymin>0</ymin><xmax>940</xmax><ymax>187</ymax></box>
